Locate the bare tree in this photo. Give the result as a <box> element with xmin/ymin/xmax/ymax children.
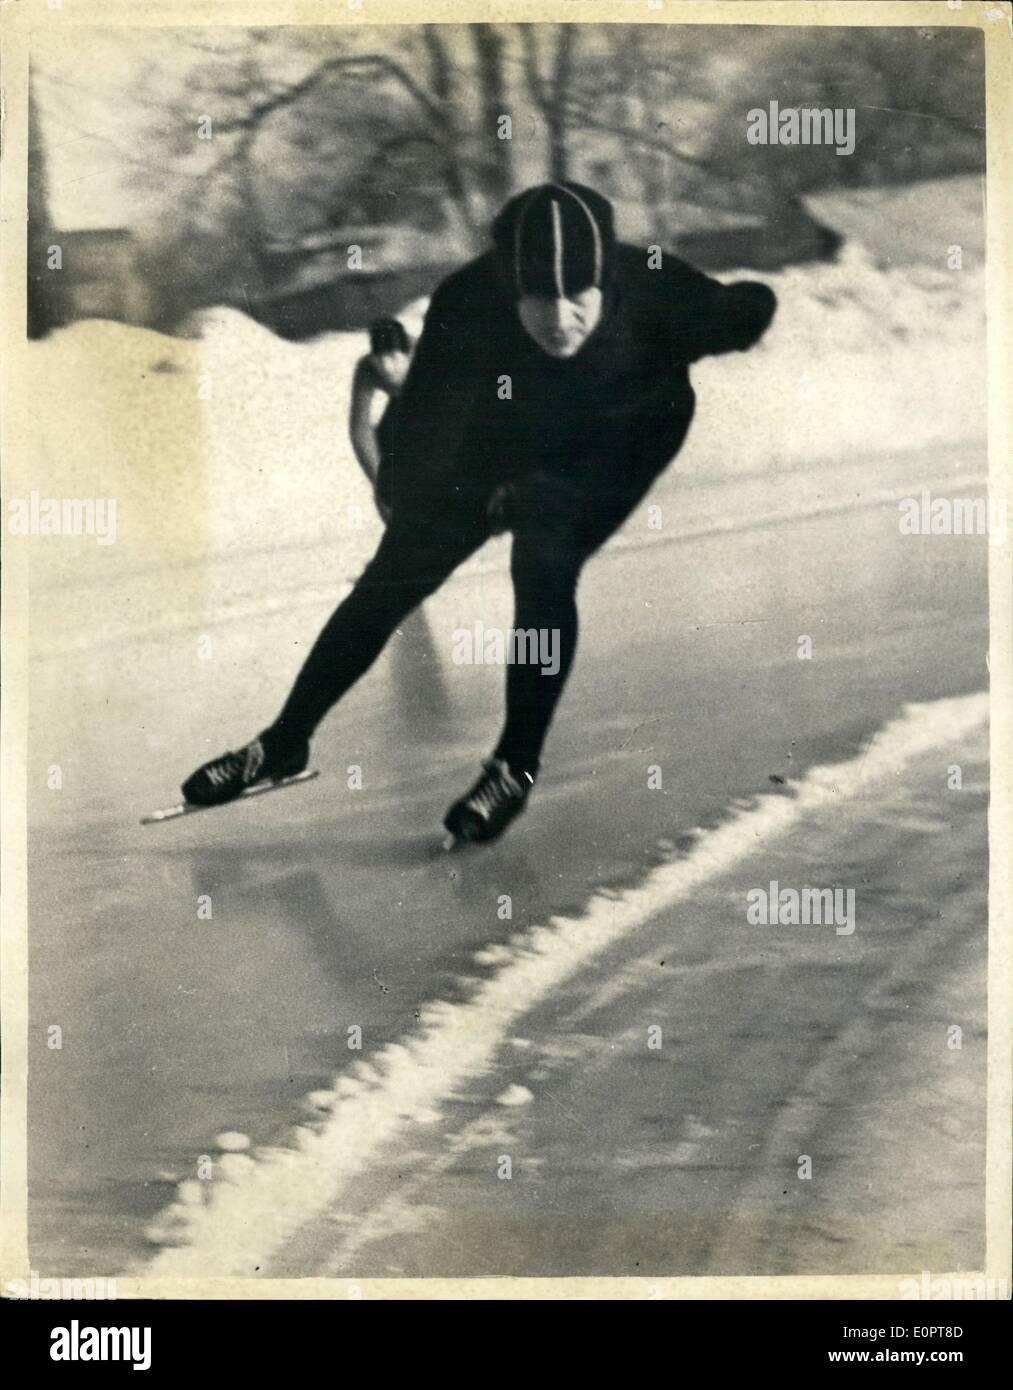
<box><xmin>44</xmin><ymin>21</ymin><xmax>934</xmax><ymax>329</ymax></box>
<box><xmin>471</xmin><ymin>24</ymin><xmax>513</xmax><ymax>200</ymax></box>
<box><xmin>518</xmin><ymin>24</ymin><xmax>576</xmax><ymax>183</ymax></box>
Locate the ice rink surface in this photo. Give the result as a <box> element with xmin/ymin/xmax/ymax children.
<box><xmin>21</xmin><ymin>177</ymin><xmax>993</xmax><ymax>1279</ymax></box>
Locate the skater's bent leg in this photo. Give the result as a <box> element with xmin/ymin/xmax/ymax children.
<box><xmin>269</xmin><ymin>519</ymin><xmax>484</xmax><ymax>750</ymax></box>
<box><xmin>493</xmin><ymin>521</ymin><xmax>584</xmax><ymax>777</ymax></box>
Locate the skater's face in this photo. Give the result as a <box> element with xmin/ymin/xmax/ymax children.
<box><xmin>517</xmin><ymin>287</ymin><xmax>603</xmax><ymax>358</ymax></box>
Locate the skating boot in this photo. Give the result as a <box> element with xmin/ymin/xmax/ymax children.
<box><xmin>443</xmin><ymin>758</ymin><xmax>534</xmax><ymax>845</ymax></box>
<box><xmin>181</xmin><ymin>734</ymin><xmax>309</xmax><ymax>808</ymax></box>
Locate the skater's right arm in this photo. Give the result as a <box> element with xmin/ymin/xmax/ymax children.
<box><xmin>661</xmin><ymin>256</ymin><xmax>777</xmax><ymax>362</ymax></box>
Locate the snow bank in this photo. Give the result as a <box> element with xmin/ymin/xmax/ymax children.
<box><xmin>684</xmin><ymin>241</ymin><xmax>985</xmax><ymax>482</ymax></box>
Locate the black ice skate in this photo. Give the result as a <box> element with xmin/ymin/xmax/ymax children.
<box><xmin>443</xmin><ymin>758</ymin><xmax>534</xmax><ymax>846</ymax></box>
<box><xmin>181</xmin><ymin>735</ymin><xmax>309</xmax><ymax>808</ymax></box>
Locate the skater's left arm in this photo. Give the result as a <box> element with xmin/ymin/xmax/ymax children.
<box><xmin>664</xmin><ymin>258</ymin><xmax>777</xmax><ymax>362</ymax></box>
<box><xmin>349</xmin><ymin>357</ymin><xmax>383</xmax><ymax>486</ymax></box>
<box><xmin>349</xmin><ymin>357</ymin><xmax>394</xmax><ymax>524</ymax></box>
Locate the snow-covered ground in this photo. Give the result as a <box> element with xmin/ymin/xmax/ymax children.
<box><xmin>19</xmin><ymin>176</ymin><xmax>993</xmax><ymax>1284</ymax></box>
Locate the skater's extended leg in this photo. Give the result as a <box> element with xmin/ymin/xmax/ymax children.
<box><xmin>183</xmin><ymin>512</ymin><xmax>485</xmax><ymax>805</ymax></box>
<box><xmin>268</xmin><ymin>518</ymin><xmax>484</xmax><ymax>751</ymax></box>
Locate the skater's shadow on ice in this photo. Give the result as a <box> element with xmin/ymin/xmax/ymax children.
<box><xmin>183</xmin><ymin>855</ymin><xmax>373</xmax><ymax>960</ymax></box>
<box><xmin>182</xmin><ymin>833</ymin><xmax>437</xmax><ymax>889</ymax></box>
<box><xmin>319</xmin><ymin>833</ymin><xmax>448</xmax><ymax>869</ymax></box>
<box><xmin>389</xmin><ymin>607</ymin><xmax>455</xmax><ymax>742</ymax></box>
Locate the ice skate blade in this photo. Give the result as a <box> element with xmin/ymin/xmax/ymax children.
<box><xmin>443</xmin><ymin>829</ymin><xmax>489</xmax><ymax>852</ymax></box>
<box><xmin>141</xmin><ymin>769</ymin><xmax>319</xmax><ymax>824</ymax></box>
<box><xmin>443</xmin><ymin>832</ymin><xmax>474</xmax><ymax>852</ymax></box>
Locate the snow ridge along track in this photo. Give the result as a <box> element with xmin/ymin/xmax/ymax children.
<box><xmin>137</xmin><ymin>692</ymin><xmax>988</xmax><ymax>1279</ymax></box>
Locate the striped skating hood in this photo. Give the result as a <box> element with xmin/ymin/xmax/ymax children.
<box><xmin>491</xmin><ymin>183</ymin><xmax>616</xmax><ymax>298</ymax></box>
